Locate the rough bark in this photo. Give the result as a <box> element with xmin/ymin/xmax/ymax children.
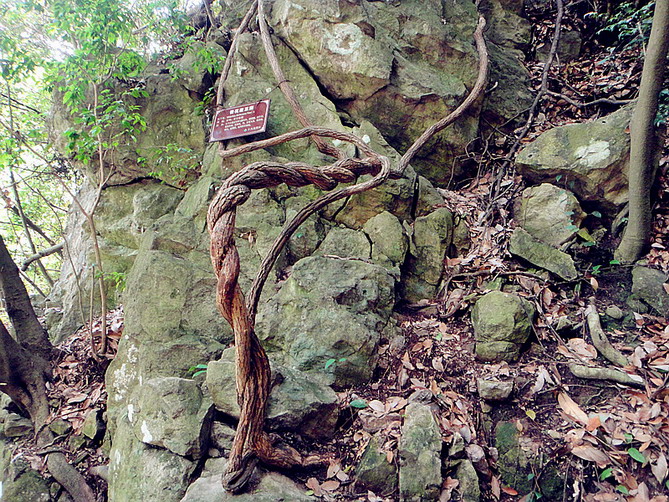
<box><xmin>0</xmin><ymin>235</ymin><xmax>52</xmax><ymax>360</ymax></box>
<box><xmin>615</xmin><ymin>0</ymin><xmax>669</xmax><ymax>262</ymax></box>
<box><xmin>0</xmin><ymin>236</ymin><xmax>96</xmax><ymax>502</ymax></box>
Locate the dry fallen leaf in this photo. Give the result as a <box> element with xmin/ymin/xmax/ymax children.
<box><xmin>651</xmin><ymin>453</ymin><xmax>668</xmax><ymax>483</ymax></box>
<box><xmin>501</xmin><ymin>486</ymin><xmax>519</xmax><ymax>496</ymax></box>
<box><xmin>567</xmin><ymin>338</ymin><xmax>598</xmax><ymax>361</ymax></box>
<box><xmin>306</xmin><ymin>477</ymin><xmax>322</xmax><ymax>497</ymax></box>
<box><xmin>491</xmin><ymin>476</ymin><xmax>501</xmax><ymax>500</ymax></box>
<box><xmin>558</xmin><ymin>391</ymin><xmax>589</xmax><ymax>425</ymax></box>
<box><xmin>320</xmin><ymin>479</ymin><xmax>340</xmax><ymax>491</ymax></box>
<box><xmin>571</xmin><ymin>445</ymin><xmax>611</xmax><ymax>468</ymax></box>
<box><xmin>326</xmin><ymin>460</ymin><xmax>340</xmax><ymax>479</ymax></box>
<box><xmin>367</xmin><ymin>400</ymin><xmax>386</xmax><ymax>414</ymax></box>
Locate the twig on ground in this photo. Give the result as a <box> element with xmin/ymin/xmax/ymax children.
<box><xmin>546</xmin><ymin>90</ymin><xmax>634</xmax><ymax>108</ymax></box>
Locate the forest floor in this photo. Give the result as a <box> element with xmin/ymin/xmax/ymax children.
<box><xmin>11</xmin><ymin>6</ymin><xmax>669</xmax><ymax>502</ymax></box>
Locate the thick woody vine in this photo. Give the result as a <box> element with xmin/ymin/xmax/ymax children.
<box><xmin>207</xmin><ymin>0</ymin><xmax>489</xmax><ymax>492</ymax></box>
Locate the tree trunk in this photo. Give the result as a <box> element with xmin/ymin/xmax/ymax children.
<box><xmin>0</xmin><ymin>235</ymin><xmax>52</xmax><ymax>359</ymax></box>
<box><xmin>615</xmin><ymin>0</ymin><xmax>669</xmax><ymax>263</ymax></box>
<box><xmin>0</xmin><ymin>236</ymin><xmax>96</xmax><ymax>502</ymax></box>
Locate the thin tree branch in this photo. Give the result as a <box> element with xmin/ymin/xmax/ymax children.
<box><xmin>21</xmin><ymin>242</ymin><xmax>64</xmax><ymax>271</ymax></box>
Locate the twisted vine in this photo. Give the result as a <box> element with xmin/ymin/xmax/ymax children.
<box><xmin>207</xmin><ymin>1</ymin><xmax>488</xmax><ymax>492</ymax></box>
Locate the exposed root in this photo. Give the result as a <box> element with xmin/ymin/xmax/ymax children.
<box><xmin>585</xmin><ymin>300</ymin><xmax>629</xmax><ymax>367</ymax></box>
<box><xmin>568</xmin><ymin>363</ymin><xmax>645</xmax><ymax>388</ymax></box>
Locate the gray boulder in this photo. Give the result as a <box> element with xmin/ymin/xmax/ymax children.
<box><xmin>181</xmin><ymin>466</ymin><xmax>312</xmax><ymax>502</ymax></box>
<box><xmin>514</xmin><ymin>184</ymin><xmax>585</xmax><ymax>247</ymax></box>
<box><xmin>364</xmin><ymin>211</ymin><xmax>409</xmax><ymax>272</ymax></box>
<box><xmin>472</xmin><ymin>291</ymin><xmax>535</xmax><ymax>362</ymax></box>
<box><xmin>317</xmin><ymin>227</ymin><xmax>371</xmax><ymax>260</ymax></box>
<box><xmin>256</xmin><ymin>256</ymin><xmax>397</xmax><ymax>386</ymax></box>
<box><xmin>403</xmin><ymin>208</ymin><xmax>454</xmax><ymax>302</ymax></box>
<box><xmin>509</xmin><ymin>227</ymin><xmax>578</xmax><ymax>280</ymax></box>
<box><xmin>108</xmin><ymin>423</ymin><xmax>196</xmax><ymax>502</ymax></box>
<box><xmin>399</xmin><ymin>403</ymin><xmax>442</xmax><ymax>501</ymax></box>
<box><xmin>206</xmin><ymin>349</ymin><xmax>339</xmax><ymax>439</ymax></box>
<box><xmin>516</xmin><ymin>106</ymin><xmax>633</xmax><ymax>213</ymax></box>
<box><xmin>632</xmin><ymin>266</ymin><xmax>669</xmax><ymax>316</ymax></box>
<box><xmin>477</xmin><ymin>379</ymin><xmax>514</xmax><ymax>401</ymax></box>
<box><xmin>356</xmin><ymin>436</ymin><xmax>398</xmax><ymax>495</ymax></box>
<box><xmin>128</xmin><ymin>377</ymin><xmax>213</xmax><ymax>458</ymax></box>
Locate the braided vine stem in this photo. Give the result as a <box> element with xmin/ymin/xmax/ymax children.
<box><xmin>208</xmin><ymin>2</ymin><xmax>488</xmax><ymax>491</ymax></box>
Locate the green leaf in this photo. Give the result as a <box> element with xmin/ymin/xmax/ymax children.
<box><xmin>324</xmin><ymin>358</ymin><xmax>336</xmax><ymax>370</ymax></box>
<box><xmin>609</xmin><ymin>259</ymin><xmax>621</xmax><ymax>265</ymax></box>
<box><xmin>616</xmin><ymin>485</ymin><xmax>629</xmax><ymax>495</ymax></box>
<box><xmin>556</xmin><ymin>175</ymin><xmax>563</xmax><ymax>182</ymax></box>
<box><xmin>192</xmin><ymin>370</ymin><xmax>207</xmax><ymax>377</ymax></box>
<box><xmin>566</xmin><ymin>224</ymin><xmax>579</xmax><ymax>232</ymax></box>
<box><xmin>350</xmin><ymin>399</ymin><xmax>368</xmax><ymax>409</ymax></box>
<box><xmin>628</xmin><ymin>448</ymin><xmax>646</xmax><ymax>464</ymax></box>
<box><xmin>600</xmin><ymin>467</ymin><xmax>613</xmax><ymax>480</ymax></box>
<box><xmin>527</xmin><ymin>473</ymin><xmax>535</xmax><ymax>481</ymax></box>
<box><xmin>577</xmin><ymin>228</ymin><xmax>594</xmax><ymax>241</ymax></box>
<box><xmin>583</xmin><ymin>241</ymin><xmax>596</xmax><ymax>247</ymax></box>
<box><xmin>338</xmin><ymin>357</ymin><xmax>347</xmax><ymax>362</ymax></box>
<box><xmin>435</xmin><ymin>333</ymin><xmax>443</xmax><ymax>341</ymax></box>
<box><xmin>591</xmin><ymin>211</ymin><xmax>602</xmax><ymax>218</ymax></box>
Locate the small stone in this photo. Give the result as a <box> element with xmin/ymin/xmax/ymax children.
<box><xmin>356</xmin><ymin>436</ymin><xmax>398</xmax><ymax>495</ymax></box>
<box><xmin>3</xmin><ymin>413</ymin><xmax>33</xmax><ymax>437</ymax></box>
<box><xmin>48</xmin><ymin>419</ymin><xmax>72</xmax><ymax>437</ymax></box>
<box><xmin>68</xmin><ymin>434</ymin><xmax>86</xmax><ymax>451</ymax></box>
<box><xmin>399</xmin><ymin>403</ymin><xmax>442</xmax><ymax>501</ymax></box>
<box><xmin>509</xmin><ymin>228</ymin><xmax>577</xmax><ymax>280</ymax></box>
<box><xmin>480</xmin><ymin>403</ymin><xmax>493</xmax><ymax>413</ymax></box>
<box><xmin>632</xmin><ymin>266</ymin><xmax>669</xmax><ymax>317</ymax></box>
<box><xmin>449</xmin><ymin>432</ymin><xmax>465</xmax><ymax>458</ymax></box>
<box><xmin>455</xmin><ymin>459</ymin><xmax>481</xmax><ymax>502</ymax></box>
<box><xmin>82</xmin><ymin>410</ymin><xmax>103</xmax><ymax>440</ymax></box>
<box><xmin>605</xmin><ymin>305</ymin><xmax>624</xmax><ymax>320</ymax></box>
<box><xmin>627</xmin><ymin>296</ymin><xmax>649</xmax><ymax>314</ymax></box>
<box><xmin>477</xmin><ymin>379</ymin><xmax>514</xmax><ymax>401</ymax></box>
<box><xmin>471</xmin><ymin>291</ymin><xmax>535</xmax><ymax>363</ymax></box>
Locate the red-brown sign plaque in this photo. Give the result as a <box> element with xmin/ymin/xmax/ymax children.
<box><xmin>209</xmin><ymin>99</ymin><xmax>271</xmax><ymax>142</ymax></box>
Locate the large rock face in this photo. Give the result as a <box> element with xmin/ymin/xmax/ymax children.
<box><xmin>268</xmin><ymin>0</ymin><xmax>485</xmax><ymax>183</ymax></box>
<box><xmin>256</xmin><ymin>256</ymin><xmax>397</xmax><ymax>386</ymax></box>
<box><xmin>46</xmin><ymin>180</ymin><xmax>183</xmax><ymax>342</ymax></box>
<box><xmin>43</xmin><ymin>1</ymin><xmax>548</xmax><ymax>499</ymax></box>
<box><xmin>516</xmin><ymin>106</ymin><xmax>633</xmax><ymax>213</ymax></box>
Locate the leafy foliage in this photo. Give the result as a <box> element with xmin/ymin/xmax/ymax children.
<box><xmin>0</xmin><ymin>0</ymin><xmax>204</xmax><ymax>293</ymax></box>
